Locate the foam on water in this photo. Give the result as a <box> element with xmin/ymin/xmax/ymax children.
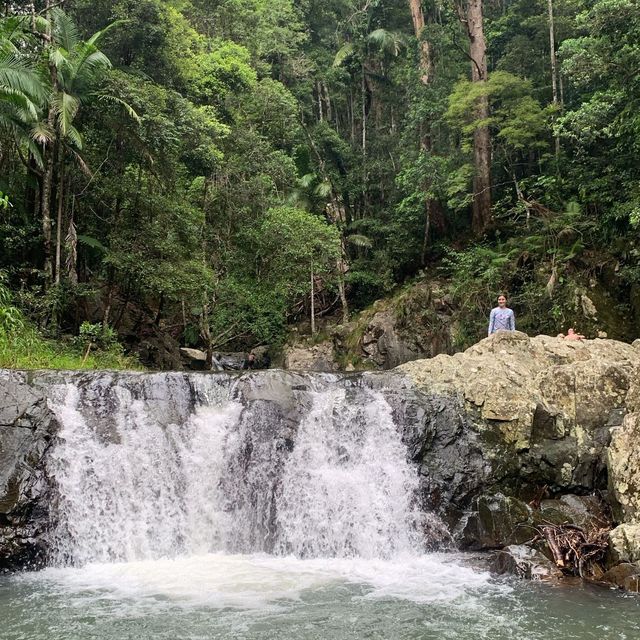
<box><xmin>17</xmin><ymin>552</ymin><xmax>501</xmax><ymax>610</ymax></box>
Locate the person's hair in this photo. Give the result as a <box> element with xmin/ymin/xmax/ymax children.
<box><xmin>497</xmin><ymin>293</ymin><xmax>508</xmax><ymax>300</ymax></box>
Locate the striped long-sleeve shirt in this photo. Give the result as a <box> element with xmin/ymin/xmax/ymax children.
<box><xmin>488</xmin><ymin>307</ymin><xmax>515</xmax><ymax>335</ymax></box>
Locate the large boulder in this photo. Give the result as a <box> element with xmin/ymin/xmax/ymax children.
<box><xmin>399</xmin><ymin>331</ymin><xmax>638</xmax><ymax>495</ymax></box>
<box><xmin>283</xmin><ymin>340</ymin><xmax>339</xmax><ymax>372</ymax></box>
<box><xmin>608</xmin><ymin>410</ymin><xmax>640</xmax><ymax>523</ymax></box>
<box><xmin>608</xmin><ymin>524</ymin><xmax>640</xmax><ymax>564</ymax></box>
<box><xmin>400</xmin><ymin>332</ymin><xmax>640</xmax><ymax>589</ymax></box>
<box><xmin>332</xmin><ymin>285</ymin><xmax>456</xmax><ymax>370</ymax></box>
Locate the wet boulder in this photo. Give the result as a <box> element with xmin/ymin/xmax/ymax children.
<box><xmin>600</xmin><ymin>563</ymin><xmax>640</xmax><ymax>592</ymax></box>
<box><xmin>458</xmin><ymin>494</ymin><xmax>534</xmax><ymax>549</ymax></box>
<box><xmin>492</xmin><ymin>544</ymin><xmax>563</xmax><ymax>581</ymax></box>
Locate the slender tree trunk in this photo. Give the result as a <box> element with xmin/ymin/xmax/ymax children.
<box><xmin>323</xmin><ymin>82</ymin><xmax>332</xmax><ymax>123</ymax></box>
<box><xmin>408</xmin><ymin>0</ymin><xmax>433</xmax><ymax>85</ymax></box>
<box><xmin>40</xmin><ymin>0</ymin><xmax>57</xmax><ymax>284</ymax></box>
<box><xmin>317</xmin><ymin>80</ymin><xmax>323</xmax><ymax>121</ymax></box>
<box><xmin>548</xmin><ymin>0</ymin><xmax>558</xmax><ymax>105</ymax></box>
<box><xmin>420</xmin><ymin>200</ymin><xmax>431</xmax><ymax>265</ymax></box>
<box><xmin>361</xmin><ymin>65</ymin><xmax>368</xmax><ymax>214</ymax></box>
<box><xmin>337</xmin><ymin>238</ymin><xmax>349</xmax><ymax>323</ymax></box>
<box><xmin>66</xmin><ymin>195</ymin><xmax>78</xmax><ymax>285</ymax></box>
<box><xmin>466</xmin><ymin>0</ymin><xmax>492</xmax><ymax>234</ymax></box>
<box><xmin>41</xmin><ymin>139</ymin><xmax>55</xmax><ymax>284</ymax></box>
<box><xmin>409</xmin><ymin>0</ymin><xmax>444</xmax><ymax>261</ymax></box>
<box><xmin>548</xmin><ymin>0</ymin><xmax>561</xmax><ymax>159</ymax></box>
<box><xmin>310</xmin><ymin>263</ymin><xmax>315</xmax><ymax>335</ymax></box>
<box><xmin>361</xmin><ymin>66</ymin><xmax>367</xmax><ymax>155</ymax></box>
<box><xmin>54</xmin><ymin>147</ymin><xmax>64</xmax><ymax>285</ymax></box>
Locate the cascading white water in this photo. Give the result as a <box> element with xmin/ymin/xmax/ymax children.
<box><xmin>47</xmin><ymin>374</ymin><xmax>431</xmax><ymax>566</ymax></box>
<box><xmin>48</xmin><ymin>383</ymin><xmax>243</xmax><ymax>564</ymax></box>
<box><xmin>275</xmin><ymin>388</ymin><xmax>424</xmax><ymax>558</ymax></box>
<box><xmin>8</xmin><ymin>373</ymin><xmax>640</xmax><ymax>640</ymax></box>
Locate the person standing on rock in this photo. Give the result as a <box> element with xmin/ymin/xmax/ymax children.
<box><xmin>488</xmin><ymin>294</ymin><xmax>516</xmax><ymax>335</ymax></box>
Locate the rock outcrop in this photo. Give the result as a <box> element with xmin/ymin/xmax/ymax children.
<box><xmin>1</xmin><ymin>332</ymin><xmax>640</xmax><ymax>591</ymax></box>
<box><xmin>283</xmin><ymin>341</ymin><xmax>340</xmax><ymax>371</ymax></box>
<box><xmin>400</xmin><ymin>331</ymin><xmax>640</xmax><ymax>587</ymax></box>
<box><xmin>400</xmin><ymin>331</ymin><xmax>637</xmax><ymax>494</ymax></box>
<box><xmin>0</xmin><ymin>371</ymin><xmax>58</xmax><ymax>571</ymax></box>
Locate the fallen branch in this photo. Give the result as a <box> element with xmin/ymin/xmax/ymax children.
<box><xmin>540</xmin><ymin>523</ymin><xmax>609</xmax><ymax>577</ymax></box>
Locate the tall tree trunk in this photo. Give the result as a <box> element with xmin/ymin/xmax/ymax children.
<box><xmin>310</xmin><ymin>263</ymin><xmax>316</xmax><ymax>335</ymax></box>
<box><xmin>54</xmin><ymin>147</ymin><xmax>64</xmax><ymax>285</ymax></box>
<box><xmin>465</xmin><ymin>0</ymin><xmax>492</xmax><ymax>234</ymax></box>
<box><xmin>337</xmin><ymin>237</ymin><xmax>349</xmax><ymax>323</ymax></box>
<box><xmin>316</xmin><ymin>80</ymin><xmax>323</xmax><ymax>121</ymax></box>
<box><xmin>41</xmin><ymin>1</ymin><xmax>58</xmax><ymax>285</ymax></box>
<box><xmin>409</xmin><ymin>0</ymin><xmax>444</xmax><ymax>261</ymax></box>
<box><xmin>408</xmin><ymin>0</ymin><xmax>433</xmax><ymax>85</ymax></box>
<box><xmin>66</xmin><ymin>195</ymin><xmax>78</xmax><ymax>285</ymax></box>
<box><xmin>547</xmin><ymin>0</ymin><xmax>558</xmax><ymax>105</ymax></box>
<box><xmin>41</xmin><ymin>141</ymin><xmax>55</xmax><ymax>284</ymax></box>
<box><xmin>361</xmin><ymin>65</ymin><xmax>368</xmax><ymax>214</ymax></box>
<box><xmin>548</xmin><ymin>0</ymin><xmax>561</xmax><ymax>159</ymax></box>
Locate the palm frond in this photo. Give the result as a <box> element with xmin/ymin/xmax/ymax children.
<box><xmin>66</xmin><ymin>124</ymin><xmax>83</xmax><ymax>149</ymax></box>
<box><xmin>367</xmin><ymin>29</ymin><xmax>406</xmax><ymax>56</ymax></box>
<box><xmin>77</xmin><ymin>234</ymin><xmax>107</xmax><ymax>252</ymax></box>
<box><xmin>299</xmin><ymin>173</ymin><xmax>317</xmax><ymax>189</ymax></box>
<box><xmin>69</xmin><ymin>148</ymin><xmax>91</xmax><ymax>175</ymax></box>
<box><xmin>52</xmin><ymin>91</ymin><xmax>80</xmax><ymax>135</ymax></box>
<box><xmin>27</xmin><ymin>139</ymin><xmax>44</xmax><ymax>170</ymax></box>
<box><xmin>51</xmin><ymin>7</ymin><xmax>80</xmax><ymax>52</ymax></box>
<box><xmin>0</xmin><ymin>87</ymin><xmax>38</xmax><ymax>120</ymax></box>
<box><xmin>30</xmin><ymin>120</ymin><xmax>54</xmax><ymax>145</ymax></box>
<box><xmin>334</xmin><ymin>43</ymin><xmax>355</xmax><ymax>67</ymax></box>
<box><xmin>96</xmin><ymin>93</ymin><xmax>141</xmax><ymax>123</ymax></box>
<box><xmin>315</xmin><ymin>181</ymin><xmax>332</xmax><ymax>198</ymax></box>
<box><xmin>73</xmin><ymin>48</ymin><xmax>112</xmax><ymax>80</ymax></box>
<box><xmin>346</xmin><ymin>234</ymin><xmax>373</xmax><ymax>248</ymax></box>
<box><xmin>49</xmin><ymin>48</ymin><xmax>69</xmax><ymax>71</ymax></box>
<box><xmin>85</xmin><ymin>20</ymin><xmax>123</xmax><ymax>47</ymax></box>
<box><xmin>0</xmin><ymin>53</ymin><xmax>47</xmax><ymax>102</ymax></box>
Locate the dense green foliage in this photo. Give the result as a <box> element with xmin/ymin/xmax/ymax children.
<box><xmin>0</xmin><ymin>0</ymin><xmax>638</xmax><ymax>366</ymax></box>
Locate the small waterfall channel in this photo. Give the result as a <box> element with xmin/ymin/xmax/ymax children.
<box><xmin>45</xmin><ymin>370</ymin><xmax>431</xmax><ymax>567</ymax></box>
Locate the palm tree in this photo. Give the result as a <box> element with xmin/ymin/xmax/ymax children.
<box><xmin>0</xmin><ymin>9</ymin><xmax>121</xmax><ymax>287</ymax></box>
<box><xmin>0</xmin><ymin>18</ymin><xmax>48</xmax><ymax>162</ymax></box>
<box><xmin>41</xmin><ymin>9</ymin><xmax>117</xmax><ymax>285</ymax></box>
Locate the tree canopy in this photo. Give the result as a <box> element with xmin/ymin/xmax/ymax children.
<box><xmin>0</xmin><ymin>0</ymin><xmax>638</xmax><ymax>363</ymax></box>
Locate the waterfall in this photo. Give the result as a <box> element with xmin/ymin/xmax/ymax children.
<box><xmin>275</xmin><ymin>388</ymin><xmax>423</xmax><ymax>558</ymax></box>
<box><xmin>46</xmin><ymin>372</ymin><xmax>433</xmax><ymax>566</ymax></box>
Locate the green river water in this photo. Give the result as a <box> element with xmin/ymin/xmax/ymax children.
<box><xmin>1</xmin><ymin>553</ymin><xmax>638</xmax><ymax>640</ymax></box>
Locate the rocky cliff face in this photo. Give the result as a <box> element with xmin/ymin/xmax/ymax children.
<box><xmin>400</xmin><ymin>331</ymin><xmax>640</xmax><ymax>588</ymax></box>
<box><xmin>400</xmin><ymin>331</ymin><xmax>637</xmax><ymax>494</ymax></box>
<box><xmin>0</xmin><ymin>371</ymin><xmax>58</xmax><ymax>571</ymax></box>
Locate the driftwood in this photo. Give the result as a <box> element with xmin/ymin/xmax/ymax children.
<box><xmin>539</xmin><ymin>523</ymin><xmax>609</xmax><ymax>578</ymax></box>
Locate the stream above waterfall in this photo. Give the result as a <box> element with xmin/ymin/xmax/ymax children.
<box><xmin>1</xmin><ymin>369</ymin><xmax>639</xmax><ymax>639</ymax></box>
